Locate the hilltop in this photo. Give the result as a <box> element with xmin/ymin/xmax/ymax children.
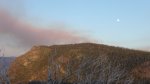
<box><xmin>8</xmin><ymin>43</ymin><xmax>150</xmax><ymax>84</ymax></box>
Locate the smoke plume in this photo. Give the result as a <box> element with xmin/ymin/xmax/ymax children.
<box><xmin>0</xmin><ymin>10</ymin><xmax>91</xmax><ymax>56</ymax></box>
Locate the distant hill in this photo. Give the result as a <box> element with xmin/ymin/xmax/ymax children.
<box><xmin>0</xmin><ymin>57</ymin><xmax>15</xmax><ymax>70</ymax></box>
<box><xmin>8</xmin><ymin>43</ymin><xmax>150</xmax><ymax>84</ymax></box>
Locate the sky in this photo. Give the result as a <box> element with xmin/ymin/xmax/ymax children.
<box><xmin>0</xmin><ymin>0</ymin><xmax>150</xmax><ymax>56</ymax></box>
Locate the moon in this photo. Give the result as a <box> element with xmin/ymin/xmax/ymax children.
<box><xmin>117</xmin><ymin>18</ymin><xmax>120</xmax><ymax>22</ymax></box>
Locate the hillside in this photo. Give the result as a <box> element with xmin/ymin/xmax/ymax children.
<box><xmin>8</xmin><ymin>43</ymin><xmax>150</xmax><ymax>84</ymax></box>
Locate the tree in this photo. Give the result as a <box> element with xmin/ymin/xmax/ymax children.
<box><xmin>46</xmin><ymin>48</ymin><xmax>134</xmax><ymax>84</ymax></box>
<box><xmin>61</xmin><ymin>54</ymin><xmax>134</xmax><ymax>84</ymax></box>
<box><xmin>47</xmin><ymin>48</ymin><xmax>63</xmax><ymax>84</ymax></box>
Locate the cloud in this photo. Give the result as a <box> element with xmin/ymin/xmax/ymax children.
<box><xmin>0</xmin><ymin>10</ymin><xmax>92</xmax><ymax>56</ymax></box>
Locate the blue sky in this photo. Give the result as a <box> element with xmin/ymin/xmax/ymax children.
<box><xmin>24</xmin><ymin>0</ymin><xmax>150</xmax><ymax>47</ymax></box>
<box><xmin>0</xmin><ymin>0</ymin><xmax>150</xmax><ymax>56</ymax></box>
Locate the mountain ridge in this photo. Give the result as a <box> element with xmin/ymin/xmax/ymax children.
<box><xmin>8</xmin><ymin>43</ymin><xmax>150</xmax><ymax>84</ymax></box>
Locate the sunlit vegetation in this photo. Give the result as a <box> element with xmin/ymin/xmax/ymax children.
<box><xmin>0</xmin><ymin>43</ymin><xmax>149</xmax><ymax>84</ymax></box>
